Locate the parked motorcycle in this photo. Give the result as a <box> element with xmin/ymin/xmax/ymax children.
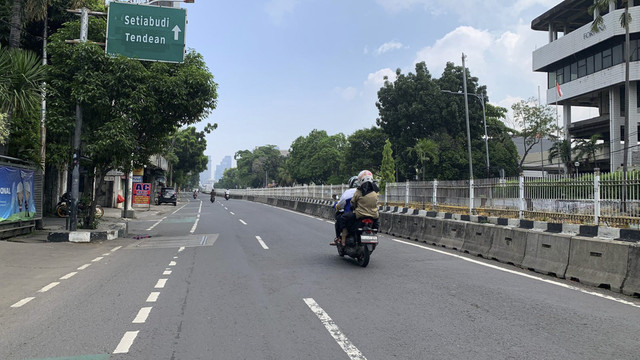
<box><xmin>55</xmin><ymin>193</ymin><xmax>104</xmax><ymax>219</ymax></box>
<box><xmin>331</xmin><ymin>217</ymin><xmax>379</xmax><ymax>267</ymax></box>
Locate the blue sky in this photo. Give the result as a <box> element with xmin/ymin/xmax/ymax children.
<box><xmin>179</xmin><ymin>0</ymin><xmax>563</xmax><ymax>169</ymax></box>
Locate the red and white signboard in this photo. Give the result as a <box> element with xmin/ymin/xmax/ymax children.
<box><xmin>133</xmin><ymin>183</ymin><xmax>151</xmax><ymax>205</ymax></box>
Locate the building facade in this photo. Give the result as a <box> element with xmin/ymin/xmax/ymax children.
<box><xmin>532</xmin><ymin>0</ymin><xmax>640</xmax><ymax>172</ymax></box>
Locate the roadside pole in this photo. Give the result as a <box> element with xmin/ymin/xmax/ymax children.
<box><xmin>69</xmin><ymin>8</ymin><xmax>89</xmax><ymax>231</ymax></box>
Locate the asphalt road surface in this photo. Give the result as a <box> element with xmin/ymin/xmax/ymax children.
<box><xmin>1</xmin><ymin>196</ymin><xmax>640</xmax><ymax>360</ymax></box>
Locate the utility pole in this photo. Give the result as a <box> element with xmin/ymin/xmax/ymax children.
<box><xmin>461</xmin><ymin>53</ymin><xmax>473</xmax><ymax>179</ymax></box>
<box><xmin>69</xmin><ymin>8</ymin><xmax>89</xmax><ymax>231</ymax></box>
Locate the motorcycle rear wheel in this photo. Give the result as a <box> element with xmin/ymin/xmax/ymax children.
<box><xmin>56</xmin><ymin>203</ymin><xmax>68</xmax><ymax>218</ymax></box>
<box><xmin>356</xmin><ymin>245</ymin><xmax>370</xmax><ymax>267</ymax></box>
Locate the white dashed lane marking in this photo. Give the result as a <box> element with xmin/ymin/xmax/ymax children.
<box><xmin>11</xmin><ymin>297</ymin><xmax>35</xmax><ymax>308</ymax></box>
<box><xmin>113</xmin><ymin>331</ymin><xmax>139</xmax><ymax>354</ymax></box>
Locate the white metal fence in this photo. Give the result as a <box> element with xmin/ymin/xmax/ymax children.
<box><xmin>231</xmin><ymin>170</ymin><xmax>640</xmax><ymax>226</ymax></box>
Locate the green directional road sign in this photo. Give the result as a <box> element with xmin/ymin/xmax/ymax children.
<box><xmin>106</xmin><ymin>1</ymin><xmax>186</xmax><ymax>63</ymax></box>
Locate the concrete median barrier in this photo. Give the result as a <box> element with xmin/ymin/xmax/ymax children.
<box><xmin>487</xmin><ymin>227</ymin><xmax>527</xmax><ymax>267</ymax></box>
<box><xmin>440</xmin><ymin>220</ymin><xmax>466</xmax><ymax>250</ymax></box>
<box><xmin>379</xmin><ymin>212</ymin><xmax>393</xmax><ymax>235</ymax></box>
<box><xmin>407</xmin><ymin>216</ymin><xmax>427</xmax><ymax>241</ymax></box>
<box><xmin>521</xmin><ymin>232</ymin><xmax>571</xmax><ymax>278</ymax></box>
<box><xmin>622</xmin><ymin>244</ymin><xmax>640</xmax><ymax>296</ymax></box>
<box><xmin>565</xmin><ymin>236</ymin><xmax>630</xmax><ymax>292</ymax></box>
<box><xmin>391</xmin><ymin>213</ymin><xmax>411</xmax><ymax>238</ymax></box>
<box><xmin>422</xmin><ymin>217</ymin><xmax>443</xmax><ymax>245</ymax></box>
<box><xmin>461</xmin><ymin>223</ymin><xmax>493</xmax><ymax>257</ymax></box>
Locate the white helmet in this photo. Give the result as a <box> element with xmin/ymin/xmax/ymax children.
<box><xmin>358</xmin><ymin>170</ymin><xmax>373</xmax><ymax>184</ymax></box>
<box><xmin>348</xmin><ymin>176</ymin><xmax>359</xmax><ymax>188</ymax></box>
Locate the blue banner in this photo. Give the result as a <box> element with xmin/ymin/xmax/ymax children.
<box><xmin>0</xmin><ymin>166</ymin><xmax>36</xmax><ymax>222</ymax></box>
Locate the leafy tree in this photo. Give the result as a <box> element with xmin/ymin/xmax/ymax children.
<box><xmin>379</xmin><ymin>139</ymin><xmax>395</xmax><ymax>193</ymax></box>
<box><xmin>215</xmin><ymin>167</ymin><xmax>240</xmax><ymax>190</ymax></box>
<box><xmin>171</xmin><ymin>127</ymin><xmax>210</xmax><ymax>189</ymax></box>
<box><xmin>287</xmin><ymin>129</ymin><xmax>346</xmax><ymax>184</ymax></box>
<box><xmin>344</xmin><ymin>126</ymin><xmax>386</xmax><ymax>176</ymax></box>
<box><xmin>234</xmin><ymin>145</ymin><xmax>284</xmax><ymax>188</ymax></box>
<box><xmin>484</xmin><ymin>107</ymin><xmax>519</xmax><ymax>177</ymax></box>
<box><xmin>46</xmin><ymin>13</ymin><xmax>217</xmax><ymax>218</ymax></box>
<box><xmin>510</xmin><ymin>98</ymin><xmax>558</xmax><ymax>173</ymax></box>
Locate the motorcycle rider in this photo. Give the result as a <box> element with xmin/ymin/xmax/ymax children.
<box><xmin>336</xmin><ymin>170</ymin><xmax>379</xmax><ymax>247</ymax></box>
<box><xmin>210</xmin><ymin>189</ymin><xmax>215</xmax><ymax>202</ymax></box>
<box><xmin>331</xmin><ymin>176</ymin><xmax>359</xmax><ymax>245</ymax></box>
<box><xmin>224</xmin><ymin>189</ymin><xmax>230</xmax><ymax>199</ymax></box>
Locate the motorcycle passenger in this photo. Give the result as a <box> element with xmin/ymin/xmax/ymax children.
<box><xmin>331</xmin><ymin>176</ymin><xmax>359</xmax><ymax>245</ymax></box>
<box><xmin>337</xmin><ymin>170</ymin><xmax>380</xmax><ymax>247</ymax></box>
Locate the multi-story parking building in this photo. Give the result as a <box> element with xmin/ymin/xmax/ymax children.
<box><xmin>532</xmin><ymin>0</ymin><xmax>640</xmax><ymax>171</ymax></box>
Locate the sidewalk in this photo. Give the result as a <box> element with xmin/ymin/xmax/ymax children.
<box><xmin>10</xmin><ymin>203</ymin><xmax>173</xmax><ymax>243</ymax></box>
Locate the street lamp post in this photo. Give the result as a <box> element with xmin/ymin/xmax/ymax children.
<box><xmin>441</xmin><ymin>90</ymin><xmax>490</xmax><ymax>177</ymax></box>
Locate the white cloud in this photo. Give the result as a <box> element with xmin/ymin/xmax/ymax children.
<box><xmin>264</xmin><ymin>0</ymin><xmax>299</xmax><ymax>24</ymax></box>
<box><xmin>365</xmin><ymin>68</ymin><xmax>397</xmax><ymax>87</ymax></box>
<box><xmin>375</xmin><ymin>41</ymin><xmax>405</xmax><ymax>55</ymax></box>
<box><xmin>334</xmin><ymin>86</ymin><xmax>358</xmax><ymax>101</ymax></box>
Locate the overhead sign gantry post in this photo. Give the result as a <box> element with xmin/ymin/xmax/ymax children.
<box><xmin>106</xmin><ymin>1</ymin><xmax>187</xmax><ymax>63</ymax></box>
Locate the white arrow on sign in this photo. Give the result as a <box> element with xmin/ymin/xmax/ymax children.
<box><xmin>172</xmin><ymin>25</ymin><xmax>181</xmax><ymax>41</ymax></box>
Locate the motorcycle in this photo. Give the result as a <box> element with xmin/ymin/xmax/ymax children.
<box><xmin>331</xmin><ymin>217</ymin><xmax>379</xmax><ymax>267</ymax></box>
<box><xmin>193</xmin><ymin>191</ymin><xmax>198</xmax><ymax>199</ymax></box>
<box><xmin>55</xmin><ymin>193</ymin><xmax>104</xmax><ymax>219</ymax></box>
<box><xmin>224</xmin><ymin>193</ymin><xmax>230</xmax><ymax>200</ymax></box>
<box><xmin>210</xmin><ymin>193</ymin><xmax>215</xmax><ymax>203</ymax></box>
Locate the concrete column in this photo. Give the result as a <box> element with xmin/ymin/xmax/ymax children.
<box><xmin>548</xmin><ymin>23</ymin><xmax>554</xmax><ymax>43</ymax></box>
<box><xmin>629</xmin><ymin>81</ymin><xmax>639</xmax><ymax>166</ymax></box>
<box><xmin>610</xmin><ymin>1</ymin><xmax>616</xmax><ymax>12</ymax></box>
<box><xmin>610</xmin><ymin>87</ymin><xmax>624</xmax><ymax>171</ymax></box>
<box><xmin>563</xmin><ymin>104</ymin><xmax>572</xmax><ymax>140</ymax></box>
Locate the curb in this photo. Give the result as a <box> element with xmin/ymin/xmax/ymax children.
<box><xmin>47</xmin><ymin>222</ymin><xmax>127</xmax><ymax>243</ymax></box>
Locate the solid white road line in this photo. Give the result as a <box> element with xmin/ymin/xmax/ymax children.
<box><xmin>147</xmin><ymin>216</ymin><xmax>167</xmax><ymax>231</ymax></box>
<box><xmin>11</xmin><ymin>297</ymin><xmax>35</xmax><ymax>308</ymax></box>
<box><xmin>391</xmin><ymin>239</ymin><xmax>640</xmax><ymax>309</ymax></box>
<box><xmin>113</xmin><ymin>331</ymin><xmax>139</xmax><ymax>354</ymax></box>
<box><xmin>77</xmin><ymin>264</ymin><xmax>91</xmax><ymax>270</ymax></box>
<box><xmin>169</xmin><ymin>261</ymin><xmax>177</xmax><ymax>266</ymax></box>
<box><xmin>147</xmin><ymin>292</ymin><xmax>160</xmax><ymax>302</ymax></box>
<box><xmin>303</xmin><ymin>298</ymin><xmax>367</xmax><ymax>360</ymax></box>
<box><xmin>256</xmin><ymin>236</ymin><xmax>269</xmax><ymax>250</ymax></box>
<box><xmin>38</xmin><ymin>282</ymin><xmax>60</xmax><ymax>293</ymax></box>
<box><xmin>111</xmin><ymin>246</ymin><xmax>122</xmax><ymax>252</ymax></box>
<box><xmin>155</xmin><ymin>279</ymin><xmax>167</xmax><ymax>289</ymax></box>
<box><xmin>163</xmin><ymin>270</ymin><xmax>172</xmax><ymax>275</ymax></box>
<box><xmin>132</xmin><ymin>307</ymin><xmax>152</xmax><ymax>323</ymax></box>
<box><xmin>326</xmin><ymin>220</ymin><xmax>334</xmax><ymax>224</ymax></box>
<box><xmin>263</xmin><ymin>203</ymin><xmax>317</xmax><ymax>219</ymax></box>
<box><xmin>59</xmin><ymin>272</ymin><xmax>77</xmax><ymax>280</ymax></box>
<box><xmin>171</xmin><ymin>203</ymin><xmax>188</xmax><ymax>216</ymax></box>
<box><xmin>190</xmin><ymin>218</ymin><xmax>199</xmax><ymax>233</ymax></box>
<box><xmin>239</xmin><ymin>219</ymin><xmax>247</xmax><ymax>225</ymax></box>
<box><xmin>91</xmin><ymin>257</ymin><xmax>103</xmax><ymax>262</ymax></box>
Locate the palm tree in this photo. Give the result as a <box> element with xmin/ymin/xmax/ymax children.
<box><xmin>548</xmin><ymin>139</ymin><xmax>574</xmax><ymax>175</ymax></box>
<box><xmin>407</xmin><ymin>138</ymin><xmax>439</xmax><ymax>181</ymax></box>
<box><xmin>575</xmin><ymin>134</ymin><xmax>604</xmax><ymax>170</ymax></box>
<box><xmin>0</xmin><ymin>45</ymin><xmax>46</xmax><ymax>126</ymax></box>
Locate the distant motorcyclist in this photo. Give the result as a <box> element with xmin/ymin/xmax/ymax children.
<box><xmin>331</xmin><ymin>176</ymin><xmax>359</xmax><ymax>246</ymax></box>
<box><xmin>224</xmin><ymin>189</ymin><xmax>230</xmax><ymax>200</ymax></box>
<box><xmin>336</xmin><ymin>170</ymin><xmax>379</xmax><ymax>246</ymax></box>
<box><xmin>210</xmin><ymin>190</ymin><xmax>215</xmax><ymax>203</ymax></box>
<box><xmin>193</xmin><ymin>190</ymin><xmax>198</xmax><ymax>199</ymax></box>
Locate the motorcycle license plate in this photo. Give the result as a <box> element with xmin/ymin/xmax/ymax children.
<box><xmin>360</xmin><ymin>235</ymin><xmax>378</xmax><ymax>242</ymax></box>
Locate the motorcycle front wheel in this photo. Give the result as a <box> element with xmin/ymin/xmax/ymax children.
<box><xmin>94</xmin><ymin>205</ymin><xmax>104</xmax><ymax>219</ymax></box>
<box><xmin>356</xmin><ymin>245</ymin><xmax>370</xmax><ymax>267</ymax></box>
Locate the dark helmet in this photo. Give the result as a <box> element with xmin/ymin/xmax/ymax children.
<box><xmin>348</xmin><ymin>176</ymin><xmax>359</xmax><ymax>188</ymax></box>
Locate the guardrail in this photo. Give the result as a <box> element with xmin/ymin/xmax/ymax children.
<box><xmin>231</xmin><ymin>169</ymin><xmax>640</xmax><ymax>227</ymax></box>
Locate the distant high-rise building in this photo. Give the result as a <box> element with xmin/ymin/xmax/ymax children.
<box><xmin>200</xmin><ymin>155</ymin><xmax>212</xmax><ymax>185</ymax></box>
<box><xmin>214</xmin><ymin>156</ymin><xmax>232</xmax><ymax>182</ymax></box>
